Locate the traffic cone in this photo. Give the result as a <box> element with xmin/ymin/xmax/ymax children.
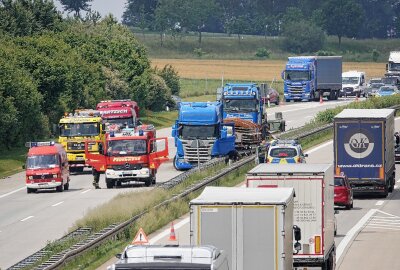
<box><xmin>168</xmin><ymin>222</ymin><xmax>177</xmax><ymax>241</ymax></box>
<box><xmin>319</xmin><ymin>94</ymin><xmax>323</xmax><ymax>104</ymax></box>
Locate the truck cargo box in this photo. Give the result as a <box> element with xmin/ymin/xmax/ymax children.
<box><xmin>190</xmin><ymin>187</ymin><xmax>295</xmax><ymax>270</ymax></box>
<box><xmin>334</xmin><ymin>109</ymin><xmax>395</xmax><ymax>195</ymax></box>
<box><xmin>246</xmin><ymin>164</ymin><xmax>335</xmax><ymax>269</ymax></box>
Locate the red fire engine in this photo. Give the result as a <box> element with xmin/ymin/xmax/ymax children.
<box><xmin>96</xmin><ymin>100</ymin><xmax>140</xmax><ymax>131</ymax></box>
<box><xmin>85</xmin><ymin>125</ymin><xmax>169</xmax><ymax>188</ymax></box>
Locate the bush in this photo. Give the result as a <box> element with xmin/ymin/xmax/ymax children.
<box><xmin>141</xmin><ymin>72</ymin><xmax>172</xmax><ymax>111</ymax></box>
<box><xmin>157</xmin><ymin>64</ymin><xmax>181</xmax><ymax>96</ymax></box>
<box><xmin>255</xmin><ymin>48</ymin><xmax>271</xmax><ymax>58</ymax></box>
<box><xmin>316</xmin><ymin>50</ymin><xmax>335</xmax><ymax>56</ymax></box>
<box><xmin>372</xmin><ymin>49</ymin><xmax>380</xmax><ymax>62</ymax></box>
<box><xmin>282</xmin><ymin>20</ymin><xmax>326</xmax><ymax>53</ymax></box>
<box><xmin>193</xmin><ymin>48</ymin><xmax>205</xmax><ymax>57</ymax></box>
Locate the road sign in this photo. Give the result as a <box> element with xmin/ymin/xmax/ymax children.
<box><xmin>132</xmin><ymin>227</ymin><xmax>149</xmax><ymax>245</ymax></box>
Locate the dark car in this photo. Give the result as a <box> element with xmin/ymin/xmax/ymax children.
<box><xmin>334</xmin><ymin>174</ymin><xmax>353</xmax><ymax>210</ymax></box>
<box><xmin>261</xmin><ymin>87</ymin><xmax>280</xmax><ymax>105</ymax></box>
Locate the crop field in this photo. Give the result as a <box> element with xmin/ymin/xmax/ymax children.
<box><xmin>152</xmin><ymin>59</ymin><xmax>386</xmax><ymax>81</ymax></box>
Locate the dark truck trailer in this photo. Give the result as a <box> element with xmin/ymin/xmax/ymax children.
<box><xmin>334</xmin><ymin>109</ymin><xmax>395</xmax><ymax>196</ymax></box>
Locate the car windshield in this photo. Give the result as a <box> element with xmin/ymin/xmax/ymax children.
<box><xmin>269</xmin><ymin>147</ymin><xmax>297</xmax><ymax>158</ymax></box>
<box><xmin>285</xmin><ymin>70</ymin><xmax>310</xmax><ymax>81</ymax></box>
<box><xmin>370</xmin><ymin>83</ymin><xmax>383</xmax><ymax>88</ymax></box>
<box><xmin>27</xmin><ymin>154</ymin><xmax>59</xmax><ymax>169</ymax></box>
<box><xmin>379</xmin><ymin>87</ymin><xmax>394</xmax><ymax>92</ymax></box>
<box><xmin>342</xmin><ymin>77</ymin><xmax>359</xmax><ymax>84</ymax></box>
<box><xmin>223</xmin><ymin>98</ymin><xmax>258</xmax><ymax>112</ymax></box>
<box><xmin>60</xmin><ymin>123</ymin><xmax>99</xmax><ymax>137</ymax></box>
<box><xmin>179</xmin><ymin>125</ymin><xmax>218</xmax><ymax>140</ymax></box>
<box><xmin>104</xmin><ymin>118</ymin><xmax>134</xmax><ymax>129</ymax></box>
<box><xmin>107</xmin><ymin>139</ymin><xmax>147</xmax><ymax>156</ymax></box>
<box><xmin>334</xmin><ymin>177</ymin><xmax>345</xmax><ymax>187</ymax></box>
<box><xmin>370</xmin><ymin>79</ymin><xmax>382</xmax><ymax>84</ymax></box>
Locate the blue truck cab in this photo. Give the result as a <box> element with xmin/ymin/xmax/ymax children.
<box><xmin>172</xmin><ymin>102</ymin><xmax>236</xmax><ymax>170</ymax></box>
<box><xmin>282</xmin><ymin>56</ymin><xmax>342</xmax><ymax>102</ymax></box>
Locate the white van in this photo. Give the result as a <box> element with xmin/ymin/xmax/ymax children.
<box><xmin>340</xmin><ymin>70</ymin><xmax>366</xmax><ymax>97</ymax></box>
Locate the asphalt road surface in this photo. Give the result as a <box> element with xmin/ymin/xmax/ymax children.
<box><xmin>0</xmin><ymin>98</ymin><xmax>356</xmax><ymax>269</ymax></box>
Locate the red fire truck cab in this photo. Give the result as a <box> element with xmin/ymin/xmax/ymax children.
<box><xmin>85</xmin><ymin>125</ymin><xmax>169</xmax><ymax>188</ymax></box>
<box><xmin>24</xmin><ymin>141</ymin><xmax>70</xmax><ymax>193</ymax></box>
<box><xmin>96</xmin><ymin>100</ymin><xmax>140</xmax><ymax>131</ymax></box>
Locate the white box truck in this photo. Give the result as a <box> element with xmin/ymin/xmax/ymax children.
<box><xmin>246</xmin><ymin>163</ymin><xmax>335</xmax><ymax>270</ymax></box>
<box><xmin>190</xmin><ymin>186</ymin><xmax>297</xmax><ymax>270</ymax></box>
<box><xmin>107</xmin><ymin>245</ymin><xmax>229</xmax><ymax>270</ymax></box>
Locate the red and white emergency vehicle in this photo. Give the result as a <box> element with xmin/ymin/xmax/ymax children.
<box><xmin>96</xmin><ymin>100</ymin><xmax>140</xmax><ymax>131</ymax></box>
<box><xmin>85</xmin><ymin>125</ymin><xmax>169</xmax><ymax>188</ymax></box>
<box><xmin>24</xmin><ymin>141</ymin><xmax>70</xmax><ymax>193</ymax></box>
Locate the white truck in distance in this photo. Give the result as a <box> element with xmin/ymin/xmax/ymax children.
<box><xmin>246</xmin><ymin>163</ymin><xmax>335</xmax><ymax>270</ymax></box>
<box><xmin>190</xmin><ymin>186</ymin><xmax>298</xmax><ymax>270</ymax></box>
<box><xmin>340</xmin><ymin>70</ymin><xmax>366</xmax><ymax>97</ymax></box>
<box><xmin>386</xmin><ymin>51</ymin><xmax>400</xmax><ymax>76</ymax></box>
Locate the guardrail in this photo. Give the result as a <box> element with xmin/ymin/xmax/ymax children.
<box><xmin>10</xmin><ymin>103</ymin><xmax>400</xmax><ymax>270</ymax></box>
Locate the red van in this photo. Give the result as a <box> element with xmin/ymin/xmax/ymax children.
<box><xmin>334</xmin><ymin>174</ymin><xmax>353</xmax><ymax>209</ymax></box>
<box><xmin>25</xmin><ymin>142</ymin><xmax>70</xmax><ymax>193</ymax></box>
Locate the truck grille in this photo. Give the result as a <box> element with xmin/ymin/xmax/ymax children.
<box><xmin>112</xmin><ymin>163</ymin><xmax>143</xmax><ymax>170</ymax></box>
<box><xmin>32</xmin><ymin>174</ymin><xmax>53</xmax><ymax>180</ymax></box>
<box><xmin>288</xmin><ymin>86</ymin><xmax>304</xmax><ymax>95</ymax></box>
<box><xmin>67</xmin><ymin>142</ymin><xmax>85</xmax><ymax>150</ymax></box>
<box><xmin>181</xmin><ymin>140</ymin><xmax>214</xmax><ymax>163</ymax></box>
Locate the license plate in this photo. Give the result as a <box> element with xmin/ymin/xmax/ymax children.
<box><xmin>38</xmin><ymin>183</ymin><xmax>48</xmax><ymax>186</ymax></box>
<box><xmin>76</xmin><ymin>157</ymin><xmax>84</xmax><ymax>161</ymax></box>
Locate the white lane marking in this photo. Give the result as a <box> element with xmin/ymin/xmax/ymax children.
<box><xmin>305</xmin><ymin>140</ymin><xmax>333</xmax><ymax>154</ymax></box>
<box><xmin>20</xmin><ymin>216</ymin><xmax>34</xmax><ymax>222</ymax></box>
<box><xmin>367</xmin><ymin>226</ymin><xmax>400</xmax><ymax>231</ymax></box>
<box><xmin>0</xmin><ymin>187</ymin><xmax>26</xmax><ymax>199</ymax></box>
<box><xmin>52</xmin><ymin>201</ymin><xmax>64</xmax><ymax>207</ymax></box>
<box><xmin>81</xmin><ymin>189</ymin><xmax>91</xmax><ymax>194</ymax></box>
<box><xmin>336</xmin><ymin>209</ymin><xmax>377</xmax><ymax>263</ymax></box>
<box><xmin>149</xmin><ymin>217</ymin><xmax>190</xmax><ymax>245</ymax></box>
<box><xmin>375</xmin><ymin>200</ymin><xmax>384</xmax><ymax>206</ymax></box>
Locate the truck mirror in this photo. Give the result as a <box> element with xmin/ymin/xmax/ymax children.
<box><xmin>98</xmin><ymin>143</ymin><xmax>104</xmax><ymax>155</ymax></box>
<box><xmin>293</xmin><ymin>225</ymin><xmax>301</xmax><ymax>241</ymax></box>
<box><xmin>22</xmin><ymin>164</ymin><xmax>25</xmax><ymax>169</ymax></box>
<box><xmin>221</xmin><ymin>128</ymin><xmax>227</xmax><ymax>139</ymax></box>
<box><xmin>115</xmin><ymin>253</ymin><xmax>122</xmax><ymax>259</ymax></box>
<box><xmin>304</xmin><ymin>153</ymin><xmax>308</xmax><ymax>157</ymax></box>
<box><xmin>172</xmin><ymin>123</ymin><xmax>178</xmax><ymax>137</ymax></box>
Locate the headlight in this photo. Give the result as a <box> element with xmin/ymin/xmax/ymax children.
<box><xmin>28</xmin><ymin>176</ymin><xmax>33</xmax><ymax>180</ymax></box>
<box><xmin>140</xmin><ymin>168</ymin><xmax>149</xmax><ymax>175</ymax></box>
<box><xmin>53</xmin><ymin>174</ymin><xmax>57</xmax><ymax>178</ymax></box>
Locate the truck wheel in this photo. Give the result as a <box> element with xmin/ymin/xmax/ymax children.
<box><xmin>27</xmin><ymin>188</ymin><xmax>36</xmax><ymax>194</ymax></box>
<box><xmin>76</xmin><ymin>167</ymin><xmax>84</xmax><ymax>173</ymax></box>
<box><xmin>115</xmin><ymin>180</ymin><xmax>122</xmax><ymax>188</ymax></box>
<box><xmin>56</xmin><ymin>183</ymin><xmax>64</xmax><ymax>192</ymax></box>
<box><xmin>144</xmin><ymin>178</ymin><xmax>152</xmax><ymax>187</ymax></box>
<box><xmin>64</xmin><ymin>182</ymin><xmax>69</xmax><ymax>191</ymax></box>
<box><xmin>105</xmin><ymin>178</ymin><xmax>114</xmax><ymax>189</ymax></box>
<box><xmin>275</xmin><ymin>97</ymin><xmax>279</xmax><ymax>105</ymax></box>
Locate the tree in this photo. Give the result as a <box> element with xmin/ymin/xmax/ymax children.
<box><xmin>122</xmin><ymin>0</ymin><xmax>157</xmax><ymax>29</ymax></box>
<box><xmin>225</xmin><ymin>15</ymin><xmax>251</xmax><ymax>42</ymax></box>
<box><xmin>282</xmin><ymin>20</ymin><xmax>326</xmax><ymax>53</ymax></box>
<box><xmin>60</xmin><ymin>0</ymin><xmax>92</xmax><ymax>18</ymax></box>
<box><xmin>321</xmin><ymin>0</ymin><xmax>364</xmax><ymax>47</ymax></box>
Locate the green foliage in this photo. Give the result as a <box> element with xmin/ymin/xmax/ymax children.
<box><xmin>316</xmin><ymin>50</ymin><xmax>335</xmax><ymax>56</ymax></box>
<box><xmin>282</xmin><ymin>20</ymin><xmax>326</xmax><ymax>53</ymax></box>
<box><xmin>255</xmin><ymin>47</ymin><xmax>271</xmax><ymax>58</ymax></box>
<box><xmin>372</xmin><ymin>49</ymin><xmax>380</xmax><ymax>62</ymax></box>
<box><xmin>59</xmin><ymin>0</ymin><xmax>93</xmax><ymax>17</ymax></box>
<box><xmin>193</xmin><ymin>47</ymin><xmax>205</xmax><ymax>57</ymax></box>
<box><xmin>0</xmin><ymin>0</ymin><xmax>62</xmax><ymax>36</ymax></box>
<box><xmin>156</xmin><ymin>64</ymin><xmax>181</xmax><ymax>96</ymax></box>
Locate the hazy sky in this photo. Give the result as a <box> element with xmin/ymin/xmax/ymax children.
<box><xmin>54</xmin><ymin>0</ymin><xmax>127</xmax><ymax>22</ymax></box>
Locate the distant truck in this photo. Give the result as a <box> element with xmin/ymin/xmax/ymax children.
<box><xmin>58</xmin><ymin>110</ymin><xmax>105</xmax><ymax>173</ymax></box>
<box><xmin>340</xmin><ymin>70</ymin><xmax>366</xmax><ymax>97</ymax></box>
<box><xmin>96</xmin><ymin>99</ymin><xmax>140</xmax><ymax>131</ymax></box>
<box><xmin>172</xmin><ymin>102</ymin><xmax>236</xmax><ymax>170</ymax></box>
<box><xmin>190</xmin><ymin>186</ymin><xmax>298</xmax><ymax>270</ymax></box>
<box><xmin>107</xmin><ymin>245</ymin><xmax>229</xmax><ymax>270</ymax></box>
<box><xmin>386</xmin><ymin>51</ymin><xmax>400</xmax><ymax>76</ymax></box>
<box><xmin>334</xmin><ymin>109</ymin><xmax>396</xmax><ymax>196</ymax></box>
<box><xmin>219</xmin><ymin>83</ymin><xmax>268</xmax><ymax>146</ymax></box>
<box><xmin>24</xmin><ymin>141</ymin><xmax>70</xmax><ymax>193</ymax></box>
<box><xmin>85</xmin><ymin>125</ymin><xmax>169</xmax><ymax>188</ymax></box>
<box><xmin>246</xmin><ymin>164</ymin><xmax>336</xmax><ymax>270</ymax></box>
<box><xmin>282</xmin><ymin>56</ymin><xmax>342</xmax><ymax>102</ymax></box>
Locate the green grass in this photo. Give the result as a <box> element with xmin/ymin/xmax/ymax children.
<box><xmin>0</xmin><ymin>146</ymin><xmax>26</xmax><ymax>178</ymax></box>
<box><xmin>135</xmin><ymin>31</ymin><xmax>400</xmax><ymax>62</ymax></box>
<box><xmin>141</xmin><ymin>110</ymin><xmax>178</xmax><ymax>129</ymax></box>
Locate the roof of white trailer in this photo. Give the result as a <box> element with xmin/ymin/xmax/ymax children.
<box><xmin>190</xmin><ymin>186</ymin><xmax>294</xmax><ymax>205</ymax></box>
<box><xmin>334</xmin><ymin>109</ymin><xmax>394</xmax><ymax>119</ymax></box>
<box><xmin>247</xmin><ymin>163</ymin><xmax>332</xmax><ymax>175</ymax></box>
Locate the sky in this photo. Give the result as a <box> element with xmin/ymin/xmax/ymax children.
<box><xmin>54</xmin><ymin>0</ymin><xmax>127</xmax><ymax>22</ymax></box>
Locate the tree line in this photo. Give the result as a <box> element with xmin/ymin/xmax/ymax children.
<box><xmin>0</xmin><ymin>0</ymin><xmax>180</xmax><ymax>149</ymax></box>
<box><xmin>122</xmin><ymin>0</ymin><xmax>400</xmax><ymax>46</ymax></box>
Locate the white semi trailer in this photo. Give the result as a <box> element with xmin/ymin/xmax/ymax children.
<box><xmin>190</xmin><ymin>186</ymin><xmax>298</xmax><ymax>270</ymax></box>
<box><xmin>246</xmin><ymin>163</ymin><xmax>336</xmax><ymax>270</ymax></box>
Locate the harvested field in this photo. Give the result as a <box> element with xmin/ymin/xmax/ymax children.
<box><xmin>151</xmin><ymin>59</ymin><xmax>385</xmax><ymax>81</ymax></box>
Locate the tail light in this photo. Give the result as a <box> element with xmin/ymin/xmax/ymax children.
<box><xmin>315</xmin><ymin>236</ymin><xmax>321</xmax><ymax>254</ymax></box>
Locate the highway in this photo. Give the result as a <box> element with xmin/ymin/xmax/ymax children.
<box><xmin>0</xmin><ymin>98</ymin><xmax>356</xmax><ymax>269</ymax></box>
<box><xmin>99</xmin><ymin>117</ymin><xmax>400</xmax><ymax>270</ymax></box>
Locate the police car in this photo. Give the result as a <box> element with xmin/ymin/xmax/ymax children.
<box><xmin>266</xmin><ymin>140</ymin><xmax>308</xmax><ymax>164</ymax></box>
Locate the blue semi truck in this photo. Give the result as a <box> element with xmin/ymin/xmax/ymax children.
<box><xmin>282</xmin><ymin>56</ymin><xmax>342</xmax><ymax>102</ymax></box>
<box><xmin>172</xmin><ymin>102</ymin><xmax>236</xmax><ymax>170</ymax></box>
<box><xmin>334</xmin><ymin>109</ymin><xmax>395</xmax><ymax>196</ymax></box>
